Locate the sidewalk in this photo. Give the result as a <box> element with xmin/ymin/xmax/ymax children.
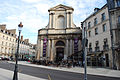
<box><xmin>0</xmin><ymin>67</ymin><xmax>47</xmax><ymax>80</ymax></box>
<box><xmin>9</xmin><ymin>61</ymin><xmax>120</xmax><ymax>78</ymax></box>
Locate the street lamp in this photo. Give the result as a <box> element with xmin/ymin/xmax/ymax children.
<box><xmin>13</xmin><ymin>22</ymin><xmax>23</xmax><ymax>80</ymax></box>
<box><xmin>81</xmin><ymin>22</ymin><xmax>87</xmax><ymax>80</ymax></box>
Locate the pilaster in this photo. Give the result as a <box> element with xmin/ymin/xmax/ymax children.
<box><xmin>37</xmin><ymin>39</ymin><xmax>41</xmax><ymax>60</ymax></box>
<box><xmin>50</xmin><ymin>39</ymin><xmax>54</xmax><ymax>61</ymax></box>
<box><xmin>47</xmin><ymin>39</ymin><xmax>51</xmax><ymax>59</ymax></box>
<box><xmin>66</xmin><ymin>12</ymin><xmax>69</xmax><ymax>28</ymax></box>
<box><xmin>70</xmin><ymin>39</ymin><xmax>73</xmax><ymax>55</ymax></box>
<box><xmin>40</xmin><ymin>39</ymin><xmax>43</xmax><ymax>59</ymax></box>
<box><xmin>65</xmin><ymin>39</ymin><xmax>69</xmax><ymax>56</ymax></box>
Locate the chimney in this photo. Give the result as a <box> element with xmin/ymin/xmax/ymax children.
<box><xmin>21</xmin><ymin>35</ymin><xmax>23</xmax><ymax>41</ymax></box>
<box><xmin>26</xmin><ymin>39</ymin><xmax>29</xmax><ymax>43</ymax></box>
<box><xmin>24</xmin><ymin>39</ymin><xmax>29</xmax><ymax>43</ymax></box>
<box><xmin>7</xmin><ymin>29</ymin><xmax>16</xmax><ymax>34</ymax></box>
<box><xmin>94</xmin><ymin>8</ymin><xmax>100</xmax><ymax>12</ymax></box>
<box><xmin>0</xmin><ymin>24</ymin><xmax>6</xmax><ymax>30</ymax></box>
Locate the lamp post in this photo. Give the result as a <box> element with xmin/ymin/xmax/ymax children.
<box><xmin>81</xmin><ymin>22</ymin><xmax>87</xmax><ymax>80</ymax></box>
<box><xmin>13</xmin><ymin>22</ymin><xmax>23</xmax><ymax>80</ymax></box>
<box><xmin>83</xmin><ymin>27</ymin><xmax>87</xmax><ymax>80</ymax></box>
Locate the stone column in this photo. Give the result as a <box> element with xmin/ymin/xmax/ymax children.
<box><xmin>71</xmin><ymin>12</ymin><xmax>73</xmax><ymax>28</ymax></box>
<box><xmin>40</xmin><ymin>39</ymin><xmax>43</xmax><ymax>60</ymax></box>
<box><xmin>37</xmin><ymin>39</ymin><xmax>41</xmax><ymax>60</ymax></box>
<box><xmin>51</xmin><ymin>13</ymin><xmax>54</xmax><ymax>28</ymax></box>
<box><xmin>50</xmin><ymin>39</ymin><xmax>54</xmax><ymax>61</ymax></box>
<box><xmin>49</xmin><ymin>13</ymin><xmax>54</xmax><ymax>28</ymax></box>
<box><xmin>70</xmin><ymin>39</ymin><xmax>73</xmax><ymax>55</ymax></box>
<box><xmin>65</xmin><ymin>13</ymin><xmax>67</xmax><ymax>28</ymax></box>
<box><xmin>51</xmin><ymin>13</ymin><xmax>53</xmax><ymax>28</ymax></box>
<box><xmin>65</xmin><ymin>39</ymin><xmax>69</xmax><ymax>57</ymax></box>
<box><xmin>66</xmin><ymin>12</ymin><xmax>69</xmax><ymax>28</ymax></box>
<box><xmin>68</xmin><ymin>39</ymin><xmax>70</xmax><ymax>56</ymax></box>
<box><xmin>49</xmin><ymin>13</ymin><xmax>52</xmax><ymax>28</ymax></box>
<box><xmin>47</xmin><ymin>39</ymin><xmax>50</xmax><ymax>59</ymax></box>
<box><xmin>69</xmin><ymin>12</ymin><xmax>71</xmax><ymax>28</ymax></box>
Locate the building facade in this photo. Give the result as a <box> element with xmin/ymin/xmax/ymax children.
<box><xmin>107</xmin><ymin>0</ymin><xmax>120</xmax><ymax>70</ymax></box>
<box><xmin>36</xmin><ymin>4</ymin><xmax>82</xmax><ymax>62</ymax></box>
<box><xmin>16</xmin><ymin>36</ymin><xmax>36</xmax><ymax>60</ymax></box>
<box><xmin>0</xmin><ymin>24</ymin><xmax>36</xmax><ymax>60</ymax></box>
<box><xmin>0</xmin><ymin>24</ymin><xmax>16</xmax><ymax>59</ymax></box>
<box><xmin>82</xmin><ymin>2</ymin><xmax>120</xmax><ymax>70</ymax></box>
<box><xmin>82</xmin><ymin>5</ymin><xmax>113</xmax><ymax>68</ymax></box>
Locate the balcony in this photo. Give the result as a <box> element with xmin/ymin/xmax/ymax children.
<box><xmin>103</xmin><ymin>45</ymin><xmax>109</xmax><ymax>51</ymax></box>
<box><xmin>95</xmin><ymin>47</ymin><xmax>100</xmax><ymax>52</ymax></box>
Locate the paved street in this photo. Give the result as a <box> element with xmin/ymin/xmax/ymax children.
<box><xmin>0</xmin><ymin>61</ymin><xmax>120</xmax><ymax>80</ymax></box>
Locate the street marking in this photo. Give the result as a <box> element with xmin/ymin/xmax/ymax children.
<box><xmin>48</xmin><ymin>74</ymin><xmax>52</xmax><ymax>80</ymax></box>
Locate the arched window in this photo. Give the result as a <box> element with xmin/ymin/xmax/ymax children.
<box><xmin>57</xmin><ymin>15</ymin><xmax>65</xmax><ymax>29</ymax></box>
<box><xmin>56</xmin><ymin>41</ymin><xmax>65</xmax><ymax>46</ymax></box>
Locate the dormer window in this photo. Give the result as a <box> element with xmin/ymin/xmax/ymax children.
<box><xmin>1</xmin><ymin>30</ymin><xmax>3</xmax><ymax>32</ymax></box>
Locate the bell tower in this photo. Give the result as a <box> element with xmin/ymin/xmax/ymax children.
<box><xmin>48</xmin><ymin>4</ymin><xmax>76</xmax><ymax>29</ymax></box>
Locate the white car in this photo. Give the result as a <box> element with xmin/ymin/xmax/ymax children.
<box><xmin>0</xmin><ymin>57</ymin><xmax>2</xmax><ymax>60</ymax></box>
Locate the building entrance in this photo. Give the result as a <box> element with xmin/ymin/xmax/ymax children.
<box><xmin>56</xmin><ymin>48</ymin><xmax>64</xmax><ymax>62</ymax></box>
<box><xmin>105</xmin><ymin>54</ymin><xmax>109</xmax><ymax>67</ymax></box>
<box><xmin>55</xmin><ymin>41</ymin><xmax>65</xmax><ymax>62</ymax></box>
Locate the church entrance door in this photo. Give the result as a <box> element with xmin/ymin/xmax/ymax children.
<box><xmin>56</xmin><ymin>47</ymin><xmax>64</xmax><ymax>62</ymax></box>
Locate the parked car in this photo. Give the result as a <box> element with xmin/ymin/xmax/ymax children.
<box><xmin>0</xmin><ymin>57</ymin><xmax>2</xmax><ymax>60</ymax></box>
<box><xmin>2</xmin><ymin>57</ymin><xmax>9</xmax><ymax>61</ymax></box>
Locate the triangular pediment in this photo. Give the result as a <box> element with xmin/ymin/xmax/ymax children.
<box><xmin>48</xmin><ymin>4</ymin><xmax>74</xmax><ymax>11</ymax></box>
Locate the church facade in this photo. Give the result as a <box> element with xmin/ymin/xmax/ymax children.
<box><xmin>36</xmin><ymin>4</ymin><xmax>82</xmax><ymax>62</ymax></box>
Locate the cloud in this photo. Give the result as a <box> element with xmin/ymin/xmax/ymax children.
<box><xmin>34</xmin><ymin>3</ymin><xmax>51</xmax><ymax>15</ymax></box>
<box><xmin>21</xmin><ymin>0</ymin><xmax>42</xmax><ymax>3</ymax></box>
<box><xmin>0</xmin><ymin>0</ymin><xmax>106</xmax><ymax>44</ymax></box>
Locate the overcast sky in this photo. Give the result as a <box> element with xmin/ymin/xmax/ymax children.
<box><xmin>0</xmin><ymin>0</ymin><xmax>106</xmax><ymax>44</ymax></box>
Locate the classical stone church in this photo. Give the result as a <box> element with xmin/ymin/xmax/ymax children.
<box><xmin>36</xmin><ymin>4</ymin><xmax>82</xmax><ymax>62</ymax></box>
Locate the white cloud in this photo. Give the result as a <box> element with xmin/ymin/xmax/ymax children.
<box><xmin>6</xmin><ymin>15</ymin><xmax>18</xmax><ymax>21</ymax></box>
<box><xmin>22</xmin><ymin>0</ymin><xmax>42</xmax><ymax>3</ymax></box>
<box><xmin>34</xmin><ymin>3</ymin><xmax>51</xmax><ymax>15</ymax></box>
<box><xmin>0</xmin><ymin>0</ymin><xmax>106</xmax><ymax>44</ymax></box>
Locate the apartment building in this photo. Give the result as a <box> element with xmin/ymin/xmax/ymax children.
<box><xmin>82</xmin><ymin>4</ymin><xmax>113</xmax><ymax>68</ymax></box>
<box><xmin>107</xmin><ymin>0</ymin><xmax>120</xmax><ymax>70</ymax></box>
<box><xmin>16</xmin><ymin>36</ymin><xmax>36</xmax><ymax>60</ymax></box>
<box><xmin>0</xmin><ymin>24</ymin><xmax>16</xmax><ymax>59</ymax></box>
<box><xmin>0</xmin><ymin>24</ymin><xmax>36</xmax><ymax>60</ymax></box>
